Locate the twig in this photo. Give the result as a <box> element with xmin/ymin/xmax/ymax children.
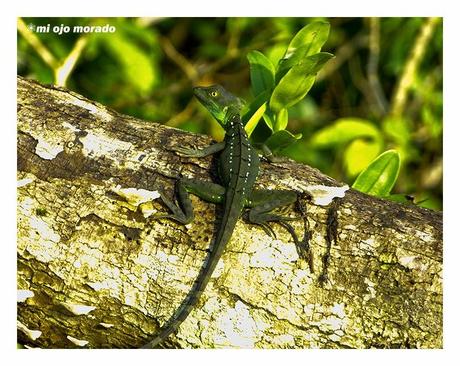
<box><xmin>348</xmin><ymin>55</ymin><xmax>373</xmax><ymax>106</ymax></box>
<box><xmin>367</xmin><ymin>17</ymin><xmax>388</xmax><ymax>116</ymax></box>
<box><xmin>390</xmin><ymin>17</ymin><xmax>441</xmax><ymax>117</ymax></box>
<box><xmin>55</xmin><ymin>36</ymin><xmax>88</xmax><ymax>87</ymax></box>
<box><xmin>18</xmin><ymin>18</ymin><xmax>88</xmax><ymax>87</ymax></box>
<box><xmin>17</xmin><ymin>18</ymin><xmax>58</xmax><ymax>70</ymax></box>
<box><xmin>317</xmin><ymin>34</ymin><xmax>368</xmax><ymax>82</ymax></box>
<box><xmin>166</xmin><ymin>99</ymin><xmax>196</xmax><ymax>127</ymax></box>
<box><xmin>226</xmin><ymin>19</ymin><xmax>242</xmax><ymax>55</ymax></box>
<box><xmin>160</xmin><ymin>36</ymin><xmax>198</xmax><ymax>82</ymax></box>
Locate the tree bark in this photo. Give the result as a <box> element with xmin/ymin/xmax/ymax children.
<box><xmin>17</xmin><ymin>76</ymin><xmax>442</xmax><ymax>349</ymax></box>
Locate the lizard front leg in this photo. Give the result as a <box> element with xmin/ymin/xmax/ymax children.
<box><xmin>172</xmin><ymin>141</ymin><xmax>225</xmax><ymax>158</ymax></box>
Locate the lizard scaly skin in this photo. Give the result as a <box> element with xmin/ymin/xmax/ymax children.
<box><xmin>142</xmin><ymin>86</ymin><xmax>260</xmax><ymax>348</ymax></box>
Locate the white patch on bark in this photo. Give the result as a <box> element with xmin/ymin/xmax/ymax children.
<box><xmin>66</xmin><ymin>335</ymin><xmax>89</xmax><ymax>347</ymax></box>
<box><xmin>67</xmin><ymin>97</ymin><xmax>113</xmax><ymax>123</ymax></box>
<box><xmin>273</xmin><ymin>334</ymin><xmax>295</xmax><ymax>346</ymax></box>
<box><xmin>80</xmin><ymin>130</ymin><xmax>133</xmax><ymax>156</ymax></box>
<box><xmin>303</xmin><ymin>304</ymin><xmax>315</xmax><ymax>317</ymax></box>
<box><xmin>415</xmin><ymin>229</ymin><xmax>433</xmax><ymax>243</ymax></box>
<box><xmin>139</xmin><ymin>204</ymin><xmax>157</xmax><ymax>218</ymax></box>
<box><xmin>17</xmin><ymin>321</ymin><xmax>42</xmax><ymax>340</ymax></box>
<box><xmin>331</xmin><ymin>302</ymin><xmax>346</xmax><ymax>319</ymax></box>
<box><xmin>87</xmin><ymin>281</ymin><xmax>110</xmax><ymax>291</ymax></box>
<box><xmin>62</xmin><ymin>303</ymin><xmax>96</xmax><ymax>315</ymax></box>
<box><xmin>99</xmin><ymin>323</ymin><xmax>114</xmax><ymax>328</ymax></box>
<box><xmin>398</xmin><ymin>255</ymin><xmax>417</xmax><ymax>267</ymax></box>
<box><xmin>395</xmin><ymin>248</ymin><xmax>428</xmax><ymax>271</ymax></box>
<box><xmin>111</xmin><ymin>185</ymin><xmax>161</xmax><ymax>207</ymax></box>
<box><xmin>155</xmin><ymin>250</ymin><xmax>179</xmax><ymax>264</ymax></box>
<box><xmin>342</xmin><ymin>208</ymin><xmax>353</xmax><ymax>215</ymax></box>
<box><xmin>62</xmin><ymin>121</ymin><xmax>81</xmax><ymax>132</ymax></box>
<box><xmin>308</xmin><ymin>303</ymin><xmax>348</xmax><ymax>338</ymax></box>
<box><xmin>290</xmin><ymin>269</ymin><xmax>313</xmax><ymax>295</ymax></box>
<box><xmin>18</xmin><ymin>197</ymin><xmax>61</xmax><ymax>262</ymax></box>
<box><xmin>304</xmin><ymin>184</ymin><xmax>349</xmax><ymax>205</ymax></box>
<box><xmin>354</xmin><ymin>236</ymin><xmax>378</xmax><ymax>255</ymax></box>
<box><xmin>364</xmin><ymin>278</ymin><xmax>377</xmax><ymax>300</ymax></box>
<box><xmin>35</xmin><ymin>138</ymin><xmax>64</xmax><ymax>160</ymax></box>
<box><xmin>217</xmin><ymin>301</ymin><xmax>258</xmax><ymax>348</ymax></box>
<box><xmin>249</xmin><ymin>238</ymin><xmax>298</xmax><ymax>272</ymax></box>
<box><xmin>73</xmin><ymin>249</ymin><xmax>103</xmax><ymax>269</ymax></box>
<box><xmin>211</xmin><ymin>258</ymin><xmax>225</xmax><ymax>278</ymax></box>
<box><xmin>87</xmin><ymin>267</ymin><xmax>122</xmax><ymax>292</ymax></box>
<box><xmin>17</xmin><ymin>177</ymin><xmax>34</xmax><ymax>187</ymax></box>
<box><xmin>279</xmin><ymin>177</ymin><xmax>349</xmax><ymax>206</ymax></box>
<box><xmin>17</xmin><ymin>289</ymin><xmax>34</xmax><ymax>302</ymax></box>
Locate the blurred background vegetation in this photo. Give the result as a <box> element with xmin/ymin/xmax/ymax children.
<box><xmin>17</xmin><ymin>17</ymin><xmax>442</xmax><ymax>210</ymax></box>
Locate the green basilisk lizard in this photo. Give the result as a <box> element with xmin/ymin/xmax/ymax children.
<box><xmin>141</xmin><ymin>85</ymin><xmax>310</xmax><ymax>348</ymax></box>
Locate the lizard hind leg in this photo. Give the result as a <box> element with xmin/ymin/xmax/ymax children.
<box><xmin>246</xmin><ymin>189</ymin><xmax>314</xmax><ymax>271</ymax></box>
<box><xmin>246</xmin><ymin>189</ymin><xmax>298</xmax><ymax>224</ymax></box>
<box><xmin>156</xmin><ymin>178</ymin><xmax>225</xmax><ymax>225</ymax></box>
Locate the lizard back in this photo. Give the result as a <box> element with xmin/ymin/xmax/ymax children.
<box><xmin>142</xmin><ymin>110</ymin><xmax>259</xmax><ymax>348</ymax></box>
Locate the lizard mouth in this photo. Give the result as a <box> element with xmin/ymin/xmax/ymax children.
<box><xmin>192</xmin><ymin>87</ymin><xmax>206</xmax><ymax>105</ymax></box>
<box><xmin>193</xmin><ymin>86</ymin><xmax>216</xmax><ymax>112</ymax></box>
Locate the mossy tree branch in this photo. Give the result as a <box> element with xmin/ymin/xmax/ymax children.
<box><xmin>17</xmin><ymin>76</ymin><xmax>442</xmax><ymax>349</ymax></box>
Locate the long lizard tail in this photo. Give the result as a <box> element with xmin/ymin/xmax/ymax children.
<box><xmin>141</xmin><ymin>201</ymin><xmax>240</xmax><ymax>348</ymax></box>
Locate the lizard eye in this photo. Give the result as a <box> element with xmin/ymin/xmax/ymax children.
<box><xmin>210</xmin><ymin>91</ymin><xmax>218</xmax><ymax>97</ymax></box>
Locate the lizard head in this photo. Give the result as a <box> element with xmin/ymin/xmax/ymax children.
<box><xmin>193</xmin><ymin>85</ymin><xmax>245</xmax><ymax>126</ymax></box>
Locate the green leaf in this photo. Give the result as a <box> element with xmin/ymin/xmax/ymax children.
<box><xmin>241</xmin><ymin>91</ymin><xmax>266</xmax><ymax>118</ymax></box>
<box><xmin>266</xmin><ymin>43</ymin><xmax>288</xmax><ymax>68</ymax></box>
<box><xmin>245</xmin><ymin>102</ymin><xmax>267</xmax><ymax>137</ymax></box>
<box><xmin>247</xmin><ymin>50</ymin><xmax>275</xmax><ymax>97</ymax></box>
<box><xmin>285</xmin><ymin>21</ymin><xmax>330</xmax><ymax>58</ymax></box>
<box><xmin>265</xmin><ymin>130</ymin><xmax>302</xmax><ymax>153</ymax></box>
<box><xmin>352</xmin><ymin>150</ymin><xmax>401</xmax><ymax>197</ymax></box>
<box><xmin>344</xmin><ymin>138</ymin><xmax>382</xmax><ymax>177</ymax></box>
<box><xmin>310</xmin><ymin>118</ymin><xmax>381</xmax><ymax>147</ymax></box>
<box><xmin>274</xmin><ymin>108</ymin><xmax>288</xmax><ymax>131</ymax></box>
<box><xmin>277</xmin><ymin>21</ymin><xmax>330</xmax><ymax>80</ymax></box>
<box><xmin>382</xmin><ymin>116</ymin><xmax>411</xmax><ymax>146</ymax></box>
<box><xmin>263</xmin><ymin>110</ymin><xmax>275</xmax><ymax>131</ymax></box>
<box><xmin>270</xmin><ymin>52</ymin><xmax>333</xmax><ymax>112</ymax></box>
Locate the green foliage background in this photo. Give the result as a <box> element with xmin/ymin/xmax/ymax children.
<box><xmin>17</xmin><ymin>17</ymin><xmax>443</xmax><ymax>210</ymax></box>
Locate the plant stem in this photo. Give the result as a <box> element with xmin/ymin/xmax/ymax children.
<box><xmin>390</xmin><ymin>17</ymin><xmax>441</xmax><ymax>118</ymax></box>
<box><xmin>367</xmin><ymin>17</ymin><xmax>388</xmax><ymax>117</ymax></box>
